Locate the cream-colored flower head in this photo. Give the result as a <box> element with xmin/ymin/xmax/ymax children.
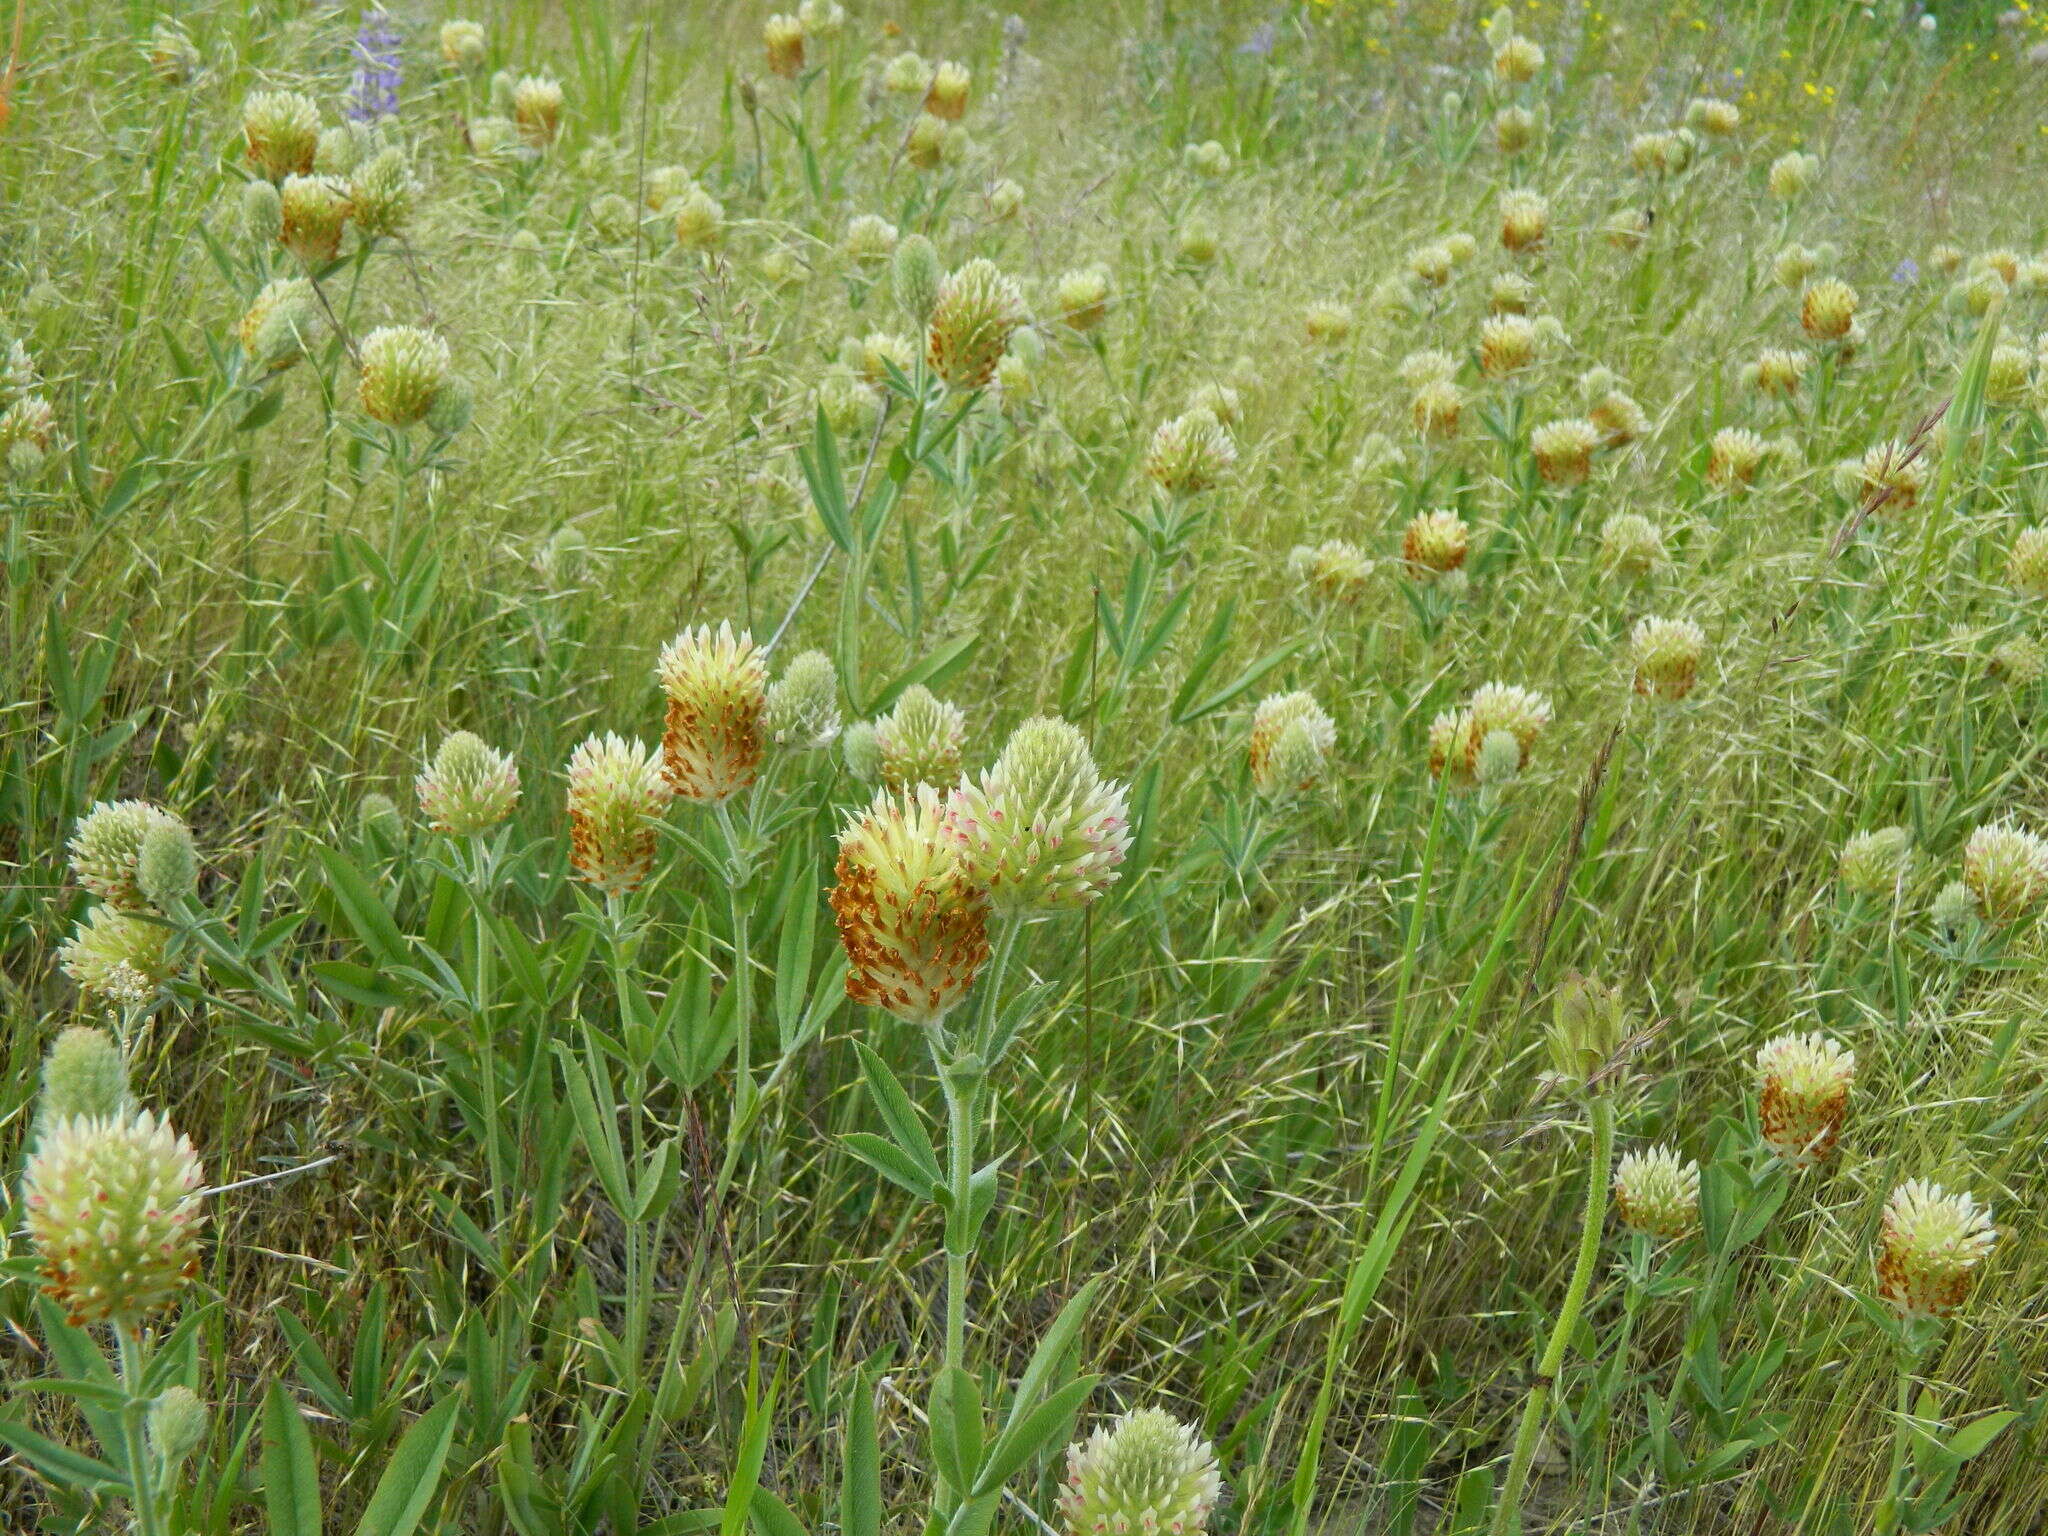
<box><xmin>875</xmin><ymin>685</ymin><xmax>967</xmax><ymax>791</ymax></box>
<box><xmin>1754</xmin><ymin>1032</ymin><xmax>1854</xmax><ymax>1167</ymax></box>
<box><xmin>1402</xmin><ymin>509</ymin><xmax>1468</xmax><ymax>579</ymax></box>
<box><xmin>1494</xmin><ymin>106</ymin><xmax>1537</xmax><ymax>154</ymax></box>
<box><xmin>882</xmin><ymin>50</ymin><xmax>928</xmax><ymax>95</ymax></box>
<box><xmin>23</xmin><ymin>1110</ymin><xmax>205</xmax><ymax>1326</ymax></box>
<box><xmin>1589</xmin><ymin>390</ymin><xmax>1649</xmax><ymax>446</ymax></box>
<box><xmin>349</xmin><ymin>147</ymin><xmax>419</xmax><ymax>239</ymax></box>
<box><xmin>565</xmin><ymin>733</ymin><xmax>672</xmax><ymax>895</ymax></box>
<box><xmin>1613</xmin><ymin>1145</ymin><xmax>1701</xmax><ymax>1239</ymax></box>
<box><xmin>1746</xmin><ymin>347</ymin><xmax>1810</xmax><ymax>397</ymax></box>
<box><xmin>1479</xmin><ymin>314</ymin><xmax>1536</xmax><ymax>377</ymax></box>
<box><xmin>1707</xmin><ymin>427</ymin><xmax>1769</xmax><ymax>490</ymax></box>
<box><xmin>765</xmin><ymin>650</ymin><xmax>842</xmax><ymax>750</ymax></box>
<box><xmin>1059</xmin><ymin>1409</ymin><xmax>1222</xmax><ymax>1536</ymax></box>
<box><xmin>38</xmin><ymin>1027</ymin><xmax>136</xmax><ymax>1128</ymax></box>
<box><xmin>1407</xmin><ymin>242</ymin><xmax>1455</xmax><ymax>288</ymax></box>
<box><xmin>1490</xmin><ymin>271</ymin><xmax>1538</xmax><ymax>314</ymax></box>
<box><xmin>1431</xmin><ymin>683</ymin><xmax>1552</xmax><ymax>787</ymax></box>
<box><xmin>440</xmin><ymin>19</ymin><xmax>486</xmax><ymax>69</ymax></box>
<box><xmin>673</xmin><ymin>187</ymin><xmax>725</xmax><ymax>249</ymax></box>
<box><xmin>657</xmin><ymin>623</ymin><xmax>767</xmax><ymax>803</ymax></box>
<box><xmin>1962</xmin><ymin>820</ymin><xmax>2048</xmax><ymax>923</ymax></box>
<box><xmin>950</xmin><ymin>717</ymin><xmax>1131</xmax><ymax>914</ymax></box>
<box><xmin>415</xmin><ymin>730</ymin><xmax>520</xmax><ymax>835</ymax></box>
<box><xmin>986</xmin><ymin>178</ymin><xmax>1025</xmax><ymax>221</ymax></box>
<box><xmin>1768</xmin><ymin>151</ymin><xmax>1818</xmax><ymax>199</ymax></box>
<box><xmin>1531</xmin><ymin>418</ymin><xmax>1599</xmax><ymax>484</ymax></box>
<box><xmin>925</xmin><ymin>60</ymin><xmax>971</xmax><ymax>120</ymax></box>
<box><xmin>1800</xmin><ymin>278</ymin><xmax>1858</xmax><ymax>341</ymax></box>
<box><xmin>278</xmin><ymin>174</ymin><xmax>350</xmax><ymax>265</ymax></box>
<box><xmin>1183</xmin><ymin>139</ymin><xmax>1231</xmax><ymax>177</ymax></box>
<box><xmin>1990</xmin><ymin>634</ymin><xmax>2046</xmax><ymax>687</ymax></box>
<box><xmin>1840</xmin><ymin>827</ymin><xmax>1913</xmax><ymax>899</ymax></box>
<box><xmin>70</xmin><ymin>801</ymin><xmax>189</xmax><ymax>911</ymax></box>
<box><xmin>1630</xmin><ymin>616</ymin><xmax>1706</xmax><ymax>700</ymax></box>
<box><xmin>1304</xmin><ymin>302</ymin><xmax>1355</xmax><ymax>346</ymax></box>
<box><xmin>1411</xmin><ymin>379</ymin><xmax>1463</xmax><ymax>439</ymax></box>
<box><xmin>764</xmin><ymin>14</ymin><xmax>805</xmax><ymax>78</ymax></box>
<box><xmin>1498</xmin><ymin>188</ymin><xmax>1549</xmax><ymax>253</ymax></box>
<box><xmin>1987</xmin><ymin>341</ymin><xmax>2032</xmax><ymax>404</ymax></box>
<box><xmin>512</xmin><ymin>74</ymin><xmax>564</xmax><ymax>145</ymax></box>
<box><xmin>927</xmin><ymin>259</ymin><xmax>1026</xmax><ymax>390</ymax></box>
<box><xmin>1629</xmin><ymin>130</ymin><xmax>1686</xmax><ymax>177</ymax></box>
<box><xmin>1055</xmin><ymin>266</ymin><xmax>1114</xmax><ymax>331</ymax></box>
<box><xmin>1248</xmin><ymin>692</ymin><xmax>1336</xmax><ymax>799</ymax></box>
<box><xmin>2007</xmin><ymin>527</ymin><xmax>2048</xmax><ymax>599</ymax></box>
<box><xmin>1145</xmin><ymin>408</ymin><xmax>1235</xmax><ymax>493</ymax></box>
<box><xmin>1599</xmin><ymin>512</ymin><xmax>1665</xmax><ymax>576</ymax></box>
<box><xmin>358</xmin><ymin>326</ymin><xmax>452</xmax><ymax>428</ymax></box>
<box><xmin>1685</xmin><ymin>96</ymin><xmax>1740</xmax><ymax>135</ymax></box>
<box><xmin>1290</xmin><ymin>540</ymin><xmax>1373</xmax><ymax>605</ymax></box>
<box><xmin>60</xmin><ymin>908</ymin><xmax>177</xmax><ymax>1004</ymax></box>
<box><xmin>1491</xmin><ymin>33</ymin><xmax>1545</xmax><ymax>83</ymax></box>
<box><xmin>1877</xmin><ymin>1180</ymin><xmax>1996</xmax><ymax>1320</ymax></box>
<box><xmin>1772</xmin><ymin>244</ymin><xmax>1818</xmax><ymax>289</ymax></box>
<box><xmin>242</xmin><ymin>90</ymin><xmax>320</xmax><ymax>180</ymax></box>
<box><xmin>831</xmin><ymin>785</ymin><xmax>989</xmax><ymax>1025</ymax></box>
<box><xmin>843</xmin><ymin>212</ymin><xmax>898</xmax><ymax>262</ymax></box>
<box><xmin>148</xmin><ymin>21</ymin><xmax>202</xmax><ymax>83</ymax></box>
<box><xmin>1853</xmin><ymin>440</ymin><xmax>1928</xmax><ymax>510</ymax></box>
<box><xmin>1187</xmin><ymin>382</ymin><xmax>1241</xmax><ymax>427</ymax></box>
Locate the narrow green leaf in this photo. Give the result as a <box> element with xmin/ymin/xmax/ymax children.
<box><xmin>262</xmin><ymin>1383</ymin><xmax>323</xmax><ymax>1536</ymax></box>
<box><xmin>353</xmin><ymin>1393</ymin><xmax>462</xmax><ymax>1536</ymax></box>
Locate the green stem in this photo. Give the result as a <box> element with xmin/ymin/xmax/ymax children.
<box><xmin>973</xmin><ymin>915</ymin><xmax>1025</xmax><ymax>1055</ymax></box>
<box><xmin>941</xmin><ymin>1062</ymin><xmax>975</xmax><ymax>1375</ymax></box>
<box><xmin>469</xmin><ymin>845</ymin><xmax>507</xmax><ymax>1234</ymax></box>
<box><xmin>118</xmin><ymin>1327</ymin><xmax>165</xmax><ymax>1536</ymax></box>
<box><xmin>1489</xmin><ymin>1094</ymin><xmax>1615</xmax><ymax>1536</ymax></box>
<box><xmin>1875</xmin><ymin>1350</ymin><xmax>1922</xmax><ymax>1535</ymax></box>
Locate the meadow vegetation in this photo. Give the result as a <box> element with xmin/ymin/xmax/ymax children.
<box><xmin>4</xmin><ymin>0</ymin><xmax>2048</xmax><ymax>1532</ymax></box>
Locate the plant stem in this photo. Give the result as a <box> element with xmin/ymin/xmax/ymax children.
<box><xmin>117</xmin><ymin>1326</ymin><xmax>164</xmax><ymax>1536</ymax></box>
<box><xmin>1875</xmin><ymin>1345</ymin><xmax>1924</xmax><ymax>1536</ymax></box>
<box><xmin>469</xmin><ymin>840</ymin><xmax>506</xmax><ymax>1235</ymax></box>
<box><xmin>1489</xmin><ymin>1093</ymin><xmax>1615</xmax><ymax>1536</ymax></box>
<box><xmin>941</xmin><ymin>1060</ymin><xmax>975</xmax><ymax>1375</ymax></box>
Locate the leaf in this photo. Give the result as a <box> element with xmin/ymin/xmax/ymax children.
<box><xmin>235</xmin><ymin>387</ymin><xmax>286</xmax><ymax>432</ymax></box>
<box><xmin>1005</xmin><ymin>1280</ymin><xmax>1100</xmax><ymax>1433</ymax></box>
<box><xmin>840</xmin><ymin>1370</ymin><xmax>881</xmax><ymax>1536</ymax></box>
<box><xmin>0</xmin><ymin>1416</ymin><xmax>127</xmax><ymax>1491</ymax></box>
<box><xmin>262</xmin><ymin>1384</ymin><xmax>323</xmax><ymax>1536</ymax></box>
<box><xmin>1170</xmin><ymin>638</ymin><xmax>1305</xmax><ymax>725</ymax></box>
<box><xmin>311</xmin><ymin>844</ymin><xmax>411</xmax><ymax>971</ymax></box>
<box><xmin>1945</xmin><ymin>1410</ymin><xmax>2018</xmax><ymax>1461</ymax></box>
<box><xmin>869</xmin><ymin>635</ymin><xmax>981</xmax><ymax>715</ymax></box>
<box><xmin>852</xmin><ymin>1042</ymin><xmax>941</xmax><ymax>1184</ymax></box>
<box><xmin>800</xmin><ymin>408</ymin><xmax>852</xmax><ymax>553</ymax></box>
<box><xmin>353</xmin><ymin>1393</ymin><xmax>462</xmax><ymax>1536</ymax></box>
<box><xmin>972</xmin><ymin>1377</ymin><xmax>1097</xmax><ymax>1497</ymax></box>
<box><xmin>842</xmin><ymin>1133</ymin><xmax>939</xmax><ymax>1200</ymax></box>
<box><xmin>749</xmin><ymin>1488</ymin><xmax>811</xmax><ymax>1536</ymax></box>
<box><xmin>721</xmin><ymin>1356</ymin><xmax>778</xmax><ymax>1536</ymax></box>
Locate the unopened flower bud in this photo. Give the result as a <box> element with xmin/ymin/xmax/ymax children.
<box><xmin>415</xmin><ymin>731</ymin><xmax>520</xmax><ymax>835</ymax></box>
<box><xmin>1839</xmin><ymin>827</ymin><xmax>1913</xmax><ymax>899</ymax></box>
<box><xmin>38</xmin><ymin>1028</ymin><xmax>135</xmax><ymax>1128</ymax></box>
<box><xmin>875</xmin><ymin>685</ymin><xmax>966</xmax><ymax>790</ymax></box>
<box><xmin>1249</xmin><ymin>692</ymin><xmax>1336</xmax><ymax>799</ymax></box>
<box><xmin>358</xmin><ymin>326</ymin><xmax>452</xmax><ymax>428</ymax></box>
<box><xmin>1547</xmin><ymin>973</ymin><xmax>1629</xmax><ymax>1088</ymax></box>
<box><xmin>765</xmin><ymin>649</ymin><xmax>842</xmax><ymax>750</ymax></box>
<box><xmin>150</xmin><ymin>1387</ymin><xmax>209</xmax><ymax>1474</ymax></box>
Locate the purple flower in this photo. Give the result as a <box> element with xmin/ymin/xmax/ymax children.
<box><xmin>1892</xmin><ymin>257</ymin><xmax>1920</xmax><ymax>285</ymax></box>
<box><xmin>1238</xmin><ymin>21</ymin><xmax>1277</xmax><ymax>56</ymax></box>
<box><xmin>346</xmin><ymin>11</ymin><xmax>403</xmax><ymax>122</ymax></box>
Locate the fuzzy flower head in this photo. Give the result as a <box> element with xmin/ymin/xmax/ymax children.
<box><xmin>1059</xmin><ymin>1408</ymin><xmax>1222</xmax><ymax>1536</ymax></box>
<box><xmin>70</xmin><ymin>801</ymin><xmax>189</xmax><ymax>911</ymax></box>
<box><xmin>2008</xmin><ymin>527</ymin><xmax>2048</xmax><ymax>599</ymax></box>
<box><xmin>1411</xmin><ymin>379</ymin><xmax>1463</xmax><ymax>439</ymax></box>
<box><xmin>657</xmin><ymin>623</ymin><xmax>768</xmax><ymax>803</ymax></box>
<box><xmin>951</xmin><ymin>717</ymin><xmax>1131</xmax><ymax>915</ymax></box>
<box><xmin>512</xmin><ymin>74</ymin><xmax>564</xmax><ymax>145</ymax></box>
<box><xmin>1304</xmin><ymin>303</ymin><xmax>1355</xmax><ymax>346</ymax></box>
<box><xmin>440</xmin><ymin>19</ymin><xmax>486</xmax><ymax>68</ymax></box>
<box><xmin>1479</xmin><ymin>314</ymin><xmax>1536</xmax><ymax>377</ymax></box>
<box><xmin>238</xmin><ymin>278</ymin><xmax>321</xmax><ymax>374</ymax></box>
<box><xmin>765</xmin><ymin>650</ymin><xmax>842</xmax><ymax>750</ymax></box>
<box><xmin>891</xmin><ymin>235</ymin><xmax>944</xmax><ymax>322</ymax></box>
<box><xmin>565</xmin><ymin>733</ymin><xmax>672</xmax><ymax>895</ymax></box>
<box><xmin>39</xmin><ymin>1028</ymin><xmax>136</xmax><ymax>1128</ymax></box>
<box><xmin>1613</xmin><ymin>1145</ymin><xmax>1701</xmax><ymax>1240</ymax></box>
<box><xmin>1801</xmin><ymin>278</ymin><xmax>1858</xmax><ymax>342</ymax></box>
<box><xmin>1248</xmin><ymin>692</ymin><xmax>1336</xmax><ymax>800</ymax></box>
<box><xmin>1707</xmin><ymin>427</ymin><xmax>1768</xmax><ymax>490</ymax></box>
<box><xmin>1840</xmin><ymin>827</ymin><xmax>1913</xmax><ymax>899</ymax></box>
<box><xmin>1145</xmin><ymin>408</ymin><xmax>1235</xmax><ymax>493</ymax></box>
<box><xmin>278</xmin><ymin>174</ymin><xmax>350</xmax><ymax>265</ymax></box>
<box><xmin>1407</xmin><ymin>242</ymin><xmax>1454</xmax><ymax>288</ymax></box>
<box><xmin>1755</xmin><ymin>1032</ymin><xmax>1855</xmax><ymax>1167</ymax></box>
<box><xmin>1289</xmin><ymin>540</ymin><xmax>1373</xmax><ymax>605</ymax></box>
<box><xmin>1599</xmin><ymin>512</ymin><xmax>1666</xmax><ymax>577</ymax></box>
<box><xmin>843</xmin><ymin>212</ymin><xmax>897</xmax><ymax>262</ymax></box>
<box><xmin>1877</xmin><ymin>1181</ymin><xmax>1996</xmax><ymax>1321</ymax></box>
<box><xmin>1768</xmin><ymin>151</ymin><xmax>1819</xmax><ymax>199</ymax></box>
<box><xmin>1961</xmin><ymin>821</ymin><xmax>2048</xmax><ymax>923</ymax></box>
<box><xmin>1498</xmin><ymin>189</ymin><xmax>1549</xmax><ymax>253</ymax></box>
<box><xmin>927</xmin><ymin>259</ymin><xmax>1026</xmax><ymax>390</ymax></box>
<box><xmin>1746</xmin><ymin>347</ymin><xmax>1810</xmax><ymax>398</ymax></box>
<box><xmin>1853</xmin><ymin>440</ymin><xmax>1928</xmax><ymax>510</ymax></box>
<box><xmin>349</xmin><ymin>147</ymin><xmax>418</xmax><ymax>239</ymax></box>
<box><xmin>1056</xmin><ymin>266</ymin><xmax>1114</xmax><ymax>331</ymax></box>
<box><xmin>1685</xmin><ymin>96</ymin><xmax>1740</xmax><ymax>136</ymax></box>
<box><xmin>831</xmin><ymin>785</ymin><xmax>989</xmax><ymax>1026</ymax></box>
<box><xmin>149</xmin><ymin>22</ymin><xmax>202</xmax><ymax>83</ymax></box>
<box><xmin>874</xmin><ymin>686</ymin><xmax>967</xmax><ymax>791</ymax></box>
<box><xmin>1589</xmin><ymin>390</ymin><xmax>1649</xmax><ymax>446</ymax></box>
<box><xmin>1531</xmin><ymin>417</ymin><xmax>1599</xmax><ymax>484</ymax></box>
<box><xmin>22</xmin><ymin>1110</ymin><xmax>206</xmax><ymax>1327</ymax></box>
<box><xmin>1630</xmin><ymin>616</ymin><xmax>1706</xmax><ymax>700</ymax></box>
<box><xmin>358</xmin><ymin>326</ymin><xmax>451</xmax><ymax>428</ymax></box>
<box><xmin>764</xmin><ymin>13</ymin><xmax>805</xmax><ymax>78</ymax></box>
<box><xmin>60</xmin><ymin>909</ymin><xmax>178</xmax><ymax>1005</ymax></box>
<box><xmin>1493</xmin><ymin>105</ymin><xmax>1538</xmax><ymax>154</ymax></box>
<box><xmin>1402</xmin><ymin>509</ymin><xmax>1469</xmax><ymax>580</ymax></box>
<box><xmin>882</xmin><ymin>50</ymin><xmax>928</xmax><ymax>95</ymax></box>
<box><xmin>243</xmin><ymin>90</ymin><xmax>320</xmax><ymax>180</ymax></box>
<box><xmin>1491</xmin><ymin>33</ymin><xmax>1544</xmax><ymax>83</ymax></box>
<box><xmin>925</xmin><ymin>60</ymin><xmax>972</xmax><ymax>120</ymax></box>
<box><xmin>1431</xmin><ymin>683</ymin><xmax>1551</xmax><ymax>788</ymax></box>
<box><xmin>415</xmin><ymin>730</ymin><xmax>520</xmax><ymax>835</ymax></box>
<box><xmin>673</xmin><ymin>187</ymin><xmax>725</xmax><ymax>249</ymax></box>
